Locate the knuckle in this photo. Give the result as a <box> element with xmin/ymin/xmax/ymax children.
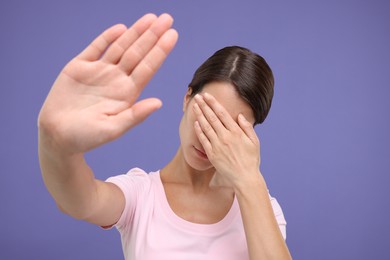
<box><xmin>203</xmin><ymin>123</ymin><xmax>213</xmax><ymax>133</ymax></box>
<box><xmin>216</xmin><ymin>110</ymin><xmax>225</xmax><ymax>119</ymax></box>
<box><xmin>230</xmin><ymin>126</ymin><xmax>242</xmax><ymax>136</ymax></box>
<box><xmin>104</xmin><ymin>120</ymin><xmax>121</xmax><ymax>135</ymax></box>
<box><xmin>219</xmin><ymin>133</ymin><xmax>230</xmax><ymax>145</ymax></box>
<box><xmin>208</xmin><ymin>113</ymin><xmax>218</xmax><ymax>123</ymax></box>
<box><xmin>141</xmin><ymin>57</ymin><xmax>157</xmax><ymax>73</ymax></box>
<box><xmin>199</xmin><ymin>133</ymin><xmax>208</xmax><ymax>142</ymax></box>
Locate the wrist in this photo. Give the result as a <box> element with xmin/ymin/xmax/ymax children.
<box><xmin>233</xmin><ymin>171</ymin><xmax>268</xmax><ymax>197</ymax></box>
<box><xmin>39</xmin><ymin>132</ymin><xmax>85</xmax><ymax>170</ymax></box>
<box><xmin>38</xmin><ymin>123</ymin><xmax>81</xmax><ymax>157</ymax></box>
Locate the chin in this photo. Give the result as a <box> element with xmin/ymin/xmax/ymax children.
<box><xmin>191</xmin><ymin>163</ymin><xmax>214</xmax><ymax>172</ymax></box>
<box><xmin>185</xmin><ymin>155</ymin><xmax>214</xmax><ymax>172</ymax></box>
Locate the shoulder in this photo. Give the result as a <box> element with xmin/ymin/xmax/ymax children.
<box><xmin>105</xmin><ymin>167</ymin><xmax>157</xmax><ymax>193</ymax></box>
<box><xmin>104</xmin><ymin>168</ymin><xmax>159</xmax><ymax>229</ymax></box>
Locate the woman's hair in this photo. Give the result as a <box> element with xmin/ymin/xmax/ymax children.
<box><xmin>188</xmin><ymin>46</ymin><xmax>274</xmax><ymax>125</ymax></box>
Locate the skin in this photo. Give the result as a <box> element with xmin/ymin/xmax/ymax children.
<box><xmin>160</xmin><ymin>81</ymin><xmax>256</xmax><ymax>224</ymax></box>
<box><xmin>38</xmin><ymin>13</ymin><xmax>178</xmax><ymax>225</ymax></box>
<box><xmin>161</xmin><ymin>83</ymin><xmax>291</xmax><ymax>259</ymax></box>
<box><xmin>38</xmin><ymin>13</ymin><xmax>291</xmax><ymax>260</ymax></box>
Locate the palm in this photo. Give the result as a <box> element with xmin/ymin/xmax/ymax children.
<box><xmin>38</xmin><ymin>14</ymin><xmax>178</xmax><ymax>154</ymax></box>
<box><xmin>47</xmin><ymin>61</ymin><xmax>136</xmax><ymax>152</ymax></box>
<box><xmin>60</xmin><ymin>59</ymin><xmax>137</xmax><ymax>115</ymax></box>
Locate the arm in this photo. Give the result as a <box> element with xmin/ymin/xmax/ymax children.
<box><xmin>193</xmin><ymin>93</ymin><xmax>292</xmax><ymax>259</ymax></box>
<box><xmin>38</xmin><ymin>13</ymin><xmax>178</xmax><ymax>226</ymax></box>
<box><xmin>235</xmin><ymin>174</ymin><xmax>291</xmax><ymax>259</ymax></box>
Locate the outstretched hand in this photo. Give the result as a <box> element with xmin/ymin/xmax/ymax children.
<box><xmin>38</xmin><ymin>14</ymin><xmax>178</xmax><ymax>154</ymax></box>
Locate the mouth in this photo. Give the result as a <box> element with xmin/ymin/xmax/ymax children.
<box><xmin>193</xmin><ymin>146</ymin><xmax>208</xmax><ymax>159</ymax></box>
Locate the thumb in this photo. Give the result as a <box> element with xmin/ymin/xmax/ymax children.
<box><xmin>112</xmin><ymin>98</ymin><xmax>162</xmax><ymax>134</ymax></box>
<box><xmin>238</xmin><ymin>114</ymin><xmax>259</xmax><ymax>145</ymax></box>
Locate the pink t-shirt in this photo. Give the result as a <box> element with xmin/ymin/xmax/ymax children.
<box><xmin>106</xmin><ymin>168</ymin><xmax>287</xmax><ymax>260</ymax></box>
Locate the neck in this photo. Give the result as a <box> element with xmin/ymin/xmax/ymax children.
<box><xmin>160</xmin><ymin>147</ymin><xmax>215</xmax><ymax>193</ymax></box>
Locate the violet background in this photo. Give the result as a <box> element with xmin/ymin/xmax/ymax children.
<box><xmin>1</xmin><ymin>0</ymin><xmax>389</xmax><ymax>259</ymax></box>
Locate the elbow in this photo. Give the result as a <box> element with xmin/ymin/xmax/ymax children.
<box><xmin>55</xmin><ymin>201</ymin><xmax>91</xmax><ymax>221</ymax></box>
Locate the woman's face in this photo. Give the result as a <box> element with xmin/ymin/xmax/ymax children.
<box><xmin>179</xmin><ymin>81</ymin><xmax>255</xmax><ymax>171</ymax></box>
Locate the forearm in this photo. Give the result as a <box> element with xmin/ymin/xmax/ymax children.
<box><xmin>38</xmin><ymin>131</ymin><xmax>98</xmax><ymax>220</ymax></box>
<box><xmin>235</xmin><ymin>174</ymin><xmax>292</xmax><ymax>260</ymax></box>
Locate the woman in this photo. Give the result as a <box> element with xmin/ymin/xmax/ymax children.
<box><xmin>38</xmin><ymin>13</ymin><xmax>292</xmax><ymax>259</ymax></box>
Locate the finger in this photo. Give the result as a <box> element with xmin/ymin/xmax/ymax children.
<box><xmin>194</xmin><ymin>120</ymin><xmax>213</xmax><ymax>155</ymax></box>
<box><xmin>102</xmin><ymin>13</ymin><xmax>157</xmax><ymax>64</ymax></box>
<box><xmin>195</xmin><ymin>94</ymin><xmax>226</xmax><ymax>130</ymax></box>
<box><xmin>129</xmin><ymin>28</ymin><xmax>178</xmax><ymax>89</ymax></box>
<box><xmin>194</xmin><ymin>94</ymin><xmax>226</xmax><ymax>136</ymax></box>
<box><xmin>119</xmin><ymin>13</ymin><xmax>174</xmax><ymax>74</ymax></box>
<box><xmin>110</xmin><ymin>98</ymin><xmax>163</xmax><ymax>136</ymax></box>
<box><xmin>202</xmin><ymin>92</ymin><xmax>240</xmax><ymax>131</ymax></box>
<box><xmin>78</xmin><ymin>24</ymin><xmax>127</xmax><ymax>61</ymax></box>
<box><xmin>193</xmin><ymin>102</ymin><xmax>219</xmax><ymax>143</ymax></box>
<box><xmin>238</xmin><ymin>114</ymin><xmax>259</xmax><ymax>145</ymax></box>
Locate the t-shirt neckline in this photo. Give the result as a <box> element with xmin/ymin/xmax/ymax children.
<box><xmin>152</xmin><ymin>170</ymin><xmax>240</xmax><ymax>235</ymax></box>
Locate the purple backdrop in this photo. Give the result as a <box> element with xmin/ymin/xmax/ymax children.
<box><xmin>1</xmin><ymin>1</ymin><xmax>389</xmax><ymax>259</ymax></box>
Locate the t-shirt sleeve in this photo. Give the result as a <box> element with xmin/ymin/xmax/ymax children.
<box><xmin>269</xmin><ymin>195</ymin><xmax>287</xmax><ymax>240</ymax></box>
<box><xmin>105</xmin><ymin>168</ymin><xmax>150</xmax><ymax>230</ymax></box>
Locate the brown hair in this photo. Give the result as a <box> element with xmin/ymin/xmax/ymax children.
<box><xmin>188</xmin><ymin>46</ymin><xmax>274</xmax><ymax>125</ymax></box>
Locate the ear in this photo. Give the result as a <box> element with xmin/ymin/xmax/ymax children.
<box><xmin>183</xmin><ymin>87</ymin><xmax>193</xmax><ymax>112</ymax></box>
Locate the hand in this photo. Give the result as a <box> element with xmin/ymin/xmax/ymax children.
<box><xmin>38</xmin><ymin>14</ymin><xmax>178</xmax><ymax>154</ymax></box>
<box><xmin>193</xmin><ymin>93</ymin><xmax>261</xmax><ymax>189</ymax></box>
